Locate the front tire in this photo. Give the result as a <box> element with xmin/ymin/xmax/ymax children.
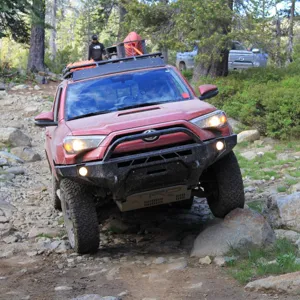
<box><xmin>202</xmin><ymin>151</ymin><xmax>245</xmax><ymax>218</ymax></box>
<box><xmin>60</xmin><ymin>179</ymin><xmax>99</xmax><ymax>254</ymax></box>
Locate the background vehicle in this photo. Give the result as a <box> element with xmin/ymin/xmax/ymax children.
<box><xmin>176</xmin><ymin>41</ymin><xmax>268</xmax><ymax>72</ymax></box>
<box><xmin>35</xmin><ymin>42</ymin><xmax>245</xmax><ymax>254</ymax></box>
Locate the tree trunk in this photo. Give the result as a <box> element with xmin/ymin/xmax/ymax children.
<box><xmin>287</xmin><ymin>0</ymin><xmax>295</xmax><ymax>64</ymax></box>
<box><xmin>192</xmin><ymin>0</ymin><xmax>232</xmax><ymax>80</ymax></box>
<box><xmin>117</xmin><ymin>0</ymin><xmax>127</xmax><ymax>40</ymax></box>
<box><xmin>27</xmin><ymin>0</ymin><xmax>45</xmax><ymax>73</ymax></box>
<box><xmin>49</xmin><ymin>0</ymin><xmax>57</xmax><ymax>61</ymax></box>
<box><xmin>274</xmin><ymin>4</ymin><xmax>282</xmax><ymax>67</ymax></box>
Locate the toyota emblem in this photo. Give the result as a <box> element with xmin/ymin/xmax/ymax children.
<box><xmin>143</xmin><ymin>129</ymin><xmax>159</xmax><ymax>142</ymax></box>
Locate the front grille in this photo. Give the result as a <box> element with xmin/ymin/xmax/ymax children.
<box><xmin>117</xmin><ymin>148</ymin><xmax>192</xmax><ymax>168</ymax></box>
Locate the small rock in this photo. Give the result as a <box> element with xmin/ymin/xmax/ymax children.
<box><xmin>0</xmin><ymin>127</ymin><xmax>31</xmax><ymax>147</ymax></box>
<box><xmin>11</xmin><ymin>84</ymin><xmax>28</xmax><ymax>90</ymax></box>
<box><xmin>0</xmin><ymin>90</ymin><xmax>7</xmax><ymax>99</ymax></box>
<box><xmin>237</xmin><ymin>129</ymin><xmax>260</xmax><ymax>143</ymax></box>
<box><xmin>24</xmin><ymin>106</ymin><xmax>39</xmax><ymax>117</ymax></box>
<box><xmin>3</xmin><ymin>235</ymin><xmax>18</xmax><ymax>244</ymax></box>
<box><xmin>274</xmin><ymin>229</ymin><xmax>300</xmax><ymax>244</ymax></box>
<box><xmin>199</xmin><ymin>256</ymin><xmax>212</xmax><ymax>265</ymax></box>
<box><xmin>5</xmin><ymin>167</ymin><xmax>25</xmax><ymax>175</ymax></box>
<box><xmin>245</xmin><ymin>272</ymin><xmax>300</xmax><ymax>295</ymax></box>
<box><xmin>54</xmin><ymin>286</ymin><xmax>73</xmax><ymax>291</ymax></box>
<box><xmin>187</xmin><ymin>282</ymin><xmax>203</xmax><ymax>289</ymax></box>
<box><xmin>72</xmin><ymin>296</ymin><xmax>119</xmax><ymax>300</ymax></box>
<box><xmin>290</xmin><ymin>183</ymin><xmax>300</xmax><ymax>193</ymax></box>
<box><xmin>153</xmin><ymin>257</ymin><xmax>165</xmax><ymax>265</ymax></box>
<box><xmin>0</xmin><ymin>158</ymin><xmax>8</xmax><ymax>166</ymax></box>
<box><xmin>165</xmin><ymin>260</ymin><xmax>187</xmax><ymax>272</ymax></box>
<box><xmin>0</xmin><ymin>216</ymin><xmax>9</xmax><ymax>223</ymax></box>
<box><xmin>34</xmin><ymin>85</ymin><xmax>41</xmax><ymax>90</ymax></box>
<box><xmin>26</xmin><ymin>251</ymin><xmax>38</xmax><ymax>257</ymax></box>
<box><xmin>0</xmin><ymin>173</ymin><xmax>15</xmax><ymax>181</ymax></box>
<box><xmin>0</xmin><ymin>151</ymin><xmax>24</xmax><ymax>164</ymax></box>
<box><xmin>213</xmin><ymin>256</ymin><xmax>226</xmax><ymax>267</ymax></box>
<box><xmin>10</xmin><ymin>147</ymin><xmax>41</xmax><ymax>162</ymax></box>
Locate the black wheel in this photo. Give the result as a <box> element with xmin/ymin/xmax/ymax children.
<box><xmin>52</xmin><ymin>173</ymin><xmax>61</xmax><ymax>210</ymax></box>
<box><xmin>202</xmin><ymin>151</ymin><xmax>245</xmax><ymax>218</ymax></box>
<box><xmin>179</xmin><ymin>62</ymin><xmax>186</xmax><ymax>72</ymax></box>
<box><xmin>60</xmin><ymin>179</ymin><xmax>99</xmax><ymax>254</ymax></box>
<box><xmin>172</xmin><ymin>196</ymin><xmax>194</xmax><ymax>209</ymax></box>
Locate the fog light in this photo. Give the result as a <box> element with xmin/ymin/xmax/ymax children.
<box><xmin>79</xmin><ymin>167</ymin><xmax>88</xmax><ymax>177</ymax></box>
<box><xmin>216</xmin><ymin>141</ymin><xmax>225</xmax><ymax>151</ymax></box>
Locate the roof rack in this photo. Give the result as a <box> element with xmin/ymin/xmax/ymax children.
<box><xmin>63</xmin><ymin>52</ymin><xmax>165</xmax><ymax>81</ymax></box>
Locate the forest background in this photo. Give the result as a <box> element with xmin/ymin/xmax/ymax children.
<box><xmin>0</xmin><ymin>0</ymin><xmax>300</xmax><ymax>139</ymax></box>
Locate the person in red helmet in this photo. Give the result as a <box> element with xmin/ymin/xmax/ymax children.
<box><xmin>88</xmin><ymin>35</ymin><xmax>106</xmax><ymax>61</ymax></box>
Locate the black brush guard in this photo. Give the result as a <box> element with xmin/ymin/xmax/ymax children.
<box><xmin>56</xmin><ymin>127</ymin><xmax>237</xmax><ymax>200</ymax></box>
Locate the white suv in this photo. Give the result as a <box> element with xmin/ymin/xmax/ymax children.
<box><xmin>176</xmin><ymin>41</ymin><xmax>268</xmax><ymax>72</ymax></box>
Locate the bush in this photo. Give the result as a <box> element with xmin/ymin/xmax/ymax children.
<box><xmin>196</xmin><ymin>64</ymin><xmax>300</xmax><ymax>140</ymax></box>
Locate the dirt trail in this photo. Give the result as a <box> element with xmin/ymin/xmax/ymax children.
<box><xmin>0</xmin><ymin>84</ymin><xmax>296</xmax><ymax>300</ymax></box>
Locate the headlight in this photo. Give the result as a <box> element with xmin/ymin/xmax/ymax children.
<box><xmin>191</xmin><ymin>110</ymin><xmax>227</xmax><ymax>129</ymax></box>
<box><xmin>63</xmin><ymin>135</ymin><xmax>106</xmax><ymax>154</ymax></box>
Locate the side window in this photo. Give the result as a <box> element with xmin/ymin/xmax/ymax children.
<box><xmin>53</xmin><ymin>87</ymin><xmax>62</xmax><ymax>121</ymax></box>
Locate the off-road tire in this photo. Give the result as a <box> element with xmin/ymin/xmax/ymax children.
<box><xmin>172</xmin><ymin>196</ymin><xmax>194</xmax><ymax>209</ymax></box>
<box><xmin>60</xmin><ymin>179</ymin><xmax>99</xmax><ymax>254</ymax></box>
<box><xmin>52</xmin><ymin>173</ymin><xmax>61</xmax><ymax>210</ymax></box>
<box><xmin>203</xmin><ymin>151</ymin><xmax>245</xmax><ymax>218</ymax></box>
<box><xmin>179</xmin><ymin>62</ymin><xmax>186</xmax><ymax>72</ymax></box>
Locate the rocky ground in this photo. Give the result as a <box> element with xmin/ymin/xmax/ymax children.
<box><xmin>0</xmin><ymin>84</ymin><xmax>300</xmax><ymax>300</ymax></box>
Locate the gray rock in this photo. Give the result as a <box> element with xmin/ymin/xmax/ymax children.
<box><xmin>0</xmin><ymin>158</ymin><xmax>8</xmax><ymax>166</ymax></box>
<box><xmin>227</xmin><ymin>118</ymin><xmax>243</xmax><ymax>133</ymax></box>
<box><xmin>290</xmin><ymin>183</ymin><xmax>300</xmax><ymax>193</ymax></box>
<box><xmin>245</xmin><ymin>271</ymin><xmax>300</xmax><ymax>295</ymax></box>
<box><xmin>199</xmin><ymin>256</ymin><xmax>212</xmax><ymax>265</ymax></box>
<box><xmin>0</xmin><ymin>216</ymin><xmax>9</xmax><ymax>223</ymax></box>
<box><xmin>0</xmin><ymin>200</ymin><xmax>16</xmax><ymax>218</ymax></box>
<box><xmin>153</xmin><ymin>257</ymin><xmax>165</xmax><ymax>264</ymax></box>
<box><xmin>0</xmin><ymin>173</ymin><xmax>15</xmax><ymax>181</ymax></box>
<box><xmin>72</xmin><ymin>296</ymin><xmax>119</xmax><ymax>300</ymax></box>
<box><xmin>5</xmin><ymin>167</ymin><xmax>25</xmax><ymax>175</ymax></box>
<box><xmin>237</xmin><ymin>129</ymin><xmax>260</xmax><ymax>143</ymax></box>
<box><xmin>267</xmin><ymin>193</ymin><xmax>300</xmax><ymax>231</ymax></box>
<box><xmin>0</xmin><ymin>151</ymin><xmax>24</xmax><ymax>164</ymax></box>
<box><xmin>274</xmin><ymin>229</ymin><xmax>300</xmax><ymax>244</ymax></box>
<box><xmin>0</xmin><ymin>128</ymin><xmax>31</xmax><ymax>147</ymax></box>
<box><xmin>213</xmin><ymin>256</ymin><xmax>226</xmax><ymax>266</ymax></box>
<box><xmin>10</xmin><ymin>147</ymin><xmax>41</xmax><ymax>162</ymax></box>
<box><xmin>165</xmin><ymin>259</ymin><xmax>187</xmax><ymax>272</ymax></box>
<box><xmin>28</xmin><ymin>226</ymin><xmax>61</xmax><ymax>238</ymax></box>
<box><xmin>3</xmin><ymin>235</ymin><xmax>18</xmax><ymax>244</ymax></box>
<box><xmin>0</xmin><ymin>90</ymin><xmax>7</xmax><ymax>99</ymax></box>
<box><xmin>54</xmin><ymin>286</ymin><xmax>73</xmax><ymax>291</ymax></box>
<box><xmin>11</xmin><ymin>84</ymin><xmax>28</xmax><ymax>90</ymax></box>
<box><xmin>240</xmin><ymin>150</ymin><xmax>256</xmax><ymax>160</ymax></box>
<box><xmin>24</xmin><ymin>106</ymin><xmax>39</xmax><ymax>117</ymax></box>
<box><xmin>34</xmin><ymin>85</ymin><xmax>41</xmax><ymax>91</ymax></box>
<box><xmin>191</xmin><ymin>209</ymin><xmax>275</xmax><ymax>257</ymax></box>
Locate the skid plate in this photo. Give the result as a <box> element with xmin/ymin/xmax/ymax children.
<box><xmin>116</xmin><ymin>185</ymin><xmax>191</xmax><ymax>212</ymax></box>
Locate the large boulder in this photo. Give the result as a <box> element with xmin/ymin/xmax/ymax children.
<box><xmin>245</xmin><ymin>272</ymin><xmax>300</xmax><ymax>295</ymax></box>
<box><xmin>0</xmin><ymin>128</ymin><xmax>31</xmax><ymax>147</ymax></box>
<box><xmin>265</xmin><ymin>192</ymin><xmax>300</xmax><ymax>231</ymax></box>
<box><xmin>10</xmin><ymin>147</ymin><xmax>41</xmax><ymax>162</ymax></box>
<box><xmin>237</xmin><ymin>130</ymin><xmax>260</xmax><ymax>143</ymax></box>
<box><xmin>191</xmin><ymin>208</ymin><xmax>275</xmax><ymax>257</ymax></box>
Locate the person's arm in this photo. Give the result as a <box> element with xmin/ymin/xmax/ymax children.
<box><xmin>88</xmin><ymin>45</ymin><xmax>92</xmax><ymax>60</ymax></box>
<box><xmin>101</xmin><ymin>43</ymin><xmax>106</xmax><ymax>56</ymax></box>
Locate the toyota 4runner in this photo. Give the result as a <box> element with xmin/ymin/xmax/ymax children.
<box><xmin>35</xmin><ymin>48</ymin><xmax>245</xmax><ymax>254</ymax></box>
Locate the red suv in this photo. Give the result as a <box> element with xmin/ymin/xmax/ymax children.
<box><xmin>35</xmin><ymin>52</ymin><xmax>244</xmax><ymax>254</ymax></box>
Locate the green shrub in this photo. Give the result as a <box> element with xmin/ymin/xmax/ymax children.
<box><xmin>195</xmin><ymin>63</ymin><xmax>300</xmax><ymax>140</ymax></box>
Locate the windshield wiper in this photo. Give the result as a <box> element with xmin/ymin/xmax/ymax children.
<box><xmin>68</xmin><ymin>110</ymin><xmax>112</xmax><ymax>121</ymax></box>
<box><xmin>117</xmin><ymin>102</ymin><xmax>167</xmax><ymax>111</ymax></box>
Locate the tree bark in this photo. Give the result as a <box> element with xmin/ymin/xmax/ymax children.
<box><xmin>117</xmin><ymin>1</ymin><xmax>127</xmax><ymax>40</ymax></box>
<box><xmin>287</xmin><ymin>0</ymin><xmax>295</xmax><ymax>64</ymax></box>
<box><xmin>49</xmin><ymin>0</ymin><xmax>57</xmax><ymax>61</ymax></box>
<box><xmin>27</xmin><ymin>0</ymin><xmax>45</xmax><ymax>73</ymax></box>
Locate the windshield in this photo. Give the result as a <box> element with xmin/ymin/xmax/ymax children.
<box><xmin>65</xmin><ymin>68</ymin><xmax>192</xmax><ymax>121</ymax></box>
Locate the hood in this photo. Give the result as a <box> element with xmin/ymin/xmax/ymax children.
<box><xmin>65</xmin><ymin>99</ymin><xmax>216</xmax><ymax>135</ymax></box>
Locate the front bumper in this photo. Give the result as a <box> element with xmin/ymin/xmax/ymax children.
<box><xmin>56</xmin><ymin>128</ymin><xmax>237</xmax><ymax>200</ymax></box>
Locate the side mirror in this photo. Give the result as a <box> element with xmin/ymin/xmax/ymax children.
<box><xmin>252</xmin><ymin>48</ymin><xmax>260</xmax><ymax>53</ymax></box>
<box><xmin>199</xmin><ymin>84</ymin><xmax>219</xmax><ymax>100</ymax></box>
<box><xmin>34</xmin><ymin>111</ymin><xmax>58</xmax><ymax>127</ymax></box>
